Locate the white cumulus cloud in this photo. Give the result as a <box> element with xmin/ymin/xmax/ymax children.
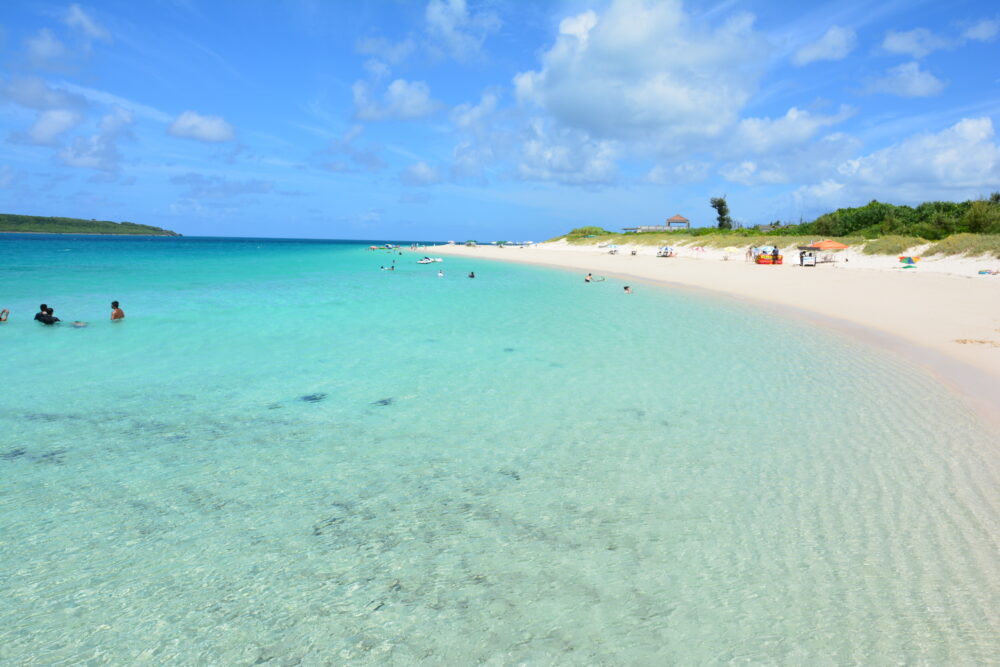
<box><xmin>882</xmin><ymin>27</ymin><xmax>951</xmax><ymax>58</ymax></box>
<box><xmin>963</xmin><ymin>19</ymin><xmax>999</xmax><ymax>42</ymax></box>
<box><xmin>1</xmin><ymin>77</ymin><xmax>86</xmax><ymax>110</ymax></box>
<box><xmin>796</xmin><ymin>118</ymin><xmax>1000</xmax><ymax>207</ymax></box>
<box><xmin>26</xmin><ymin>29</ymin><xmax>68</xmax><ymax>67</ymax></box>
<box><xmin>353</xmin><ymin>79</ymin><xmax>439</xmax><ymax>121</ymax></box>
<box><xmin>425</xmin><ymin>0</ymin><xmax>501</xmax><ymax>61</ymax></box>
<box><xmin>868</xmin><ymin>61</ymin><xmax>946</xmax><ymax>97</ymax></box>
<box><xmin>168</xmin><ymin>110</ymin><xmax>236</xmax><ymax>142</ymax></box>
<box><xmin>14</xmin><ymin>109</ymin><xmax>83</xmax><ymax>145</ymax></box>
<box><xmin>513</xmin><ymin>0</ymin><xmax>769</xmax><ymax>148</ymax></box>
<box><xmin>59</xmin><ymin>107</ymin><xmax>133</xmax><ymax>172</ymax></box>
<box><xmin>517</xmin><ymin>120</ymin><xmax>618</xmax><ymax>185</ymax></box>
<box><xmin>737</xmin><ymin>106</ymin><xmax>854</xmax><ymax>153</ymax></box>
<box><xmin>792</xmin><ymin>25</ymin><xmax>856</xmax><ymax>65</ymax></box>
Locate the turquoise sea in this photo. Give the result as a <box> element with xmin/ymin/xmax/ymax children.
<box><xmin>1</xmin><ymin>234</ymin><xmax>998</xmax><ymax>664</ymax></box>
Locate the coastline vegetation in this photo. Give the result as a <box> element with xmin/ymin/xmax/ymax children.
<box><xmin>0</xmin><ymin>213</ymin><xmax>180</xmax><ymax>236</ymax></box>
<box><xmin>554</xmin><ymin>196</ymin><xmax>1000</xmax><ymax>258</ymax></box>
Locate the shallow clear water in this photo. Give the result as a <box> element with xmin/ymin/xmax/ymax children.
<box><xmin>1</xmin><ymin>234</ymin><xmax>998</xmax><ymax>664</ymax></box>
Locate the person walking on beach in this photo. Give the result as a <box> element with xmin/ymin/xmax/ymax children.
<box><xmin>111</xmin><ymin>301</ymin><xmax>125</xmax><ymax>320</ymax></box>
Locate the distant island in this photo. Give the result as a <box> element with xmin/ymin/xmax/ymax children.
<box><xmin>0</xmin><ymin>213</ymin><xmax>181</xmax><ymax>236</ymax></box>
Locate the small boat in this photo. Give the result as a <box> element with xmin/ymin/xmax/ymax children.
<box><xmin>417</xmin><ymin>257</ymin><xmax>443</xmax><ymax>264</ymax></box>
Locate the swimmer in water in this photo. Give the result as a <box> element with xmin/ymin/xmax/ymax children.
<box><xmin>468</xmin><ymin>272</ymin><xmax>475</xmax><ymax>278</ymax></box>
<box><xmin>34</xmin><ymin>303</ymin><xmax>49</xmax><ymax>323</ymax></box>
<box><xmin>111</xmin><ymin>300</ymin><xmax>124</xmax><ymax>320</ymax></box>
<box><xmin>39</xmin><ymin>307</ymin><xmax>60</xmax><ymax>325</ymax></box>
<box><xmin>0</xmin><ymin>308</ymin><xmax>8</xmax><ymax>322</ymax></box>
<box><xmin>437</xmin><ymin>269</ymin><xmax>444</xmax><ymax>277</ymax></box>
<box><xmin>624</xmin><ymin>286</ymin><xmax>632</xmax><ymax>294</ymax></box>
<box><xmin>585</xmin><ymin>273</ymin><xmax>592</xmax><ymax>283</ymax></box>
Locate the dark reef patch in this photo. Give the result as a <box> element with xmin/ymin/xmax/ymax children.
<box><xmin>36</xmin><ymin>449</ymin><xmax>66</xmax><ymax>465</ymax></box>
<box><xmin>499</xmin><ymin>469</ymin><xmax>521</xmax><ymax>481</ymax></box>
<box><xmin>372</xmin><ymin>397</ymin><xmax>394</xmax><ymax>407</ymax></box>
<box><xmin>1</xmin><ymin>448</ymin><xmax>26</xmax><ymax>460</ymax></box>
<box><xmin>299</xmin><ymin>393</ymin><xmax>327</xmax><ymax>403</ymax></box>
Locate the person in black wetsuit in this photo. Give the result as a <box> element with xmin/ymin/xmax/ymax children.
<box><xmin>35</xmin><ymin>308</ymin><xmax>60</xmax><ymax>325</ymax></box>
<box><xmin>34</xmin><ymin>303</ymin><xmax>48</xmax><ymax>323</ymax></box>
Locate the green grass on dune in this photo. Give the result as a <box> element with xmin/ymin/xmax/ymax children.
<box><xmin>927</xmin><ymin>234</ymin><xmax>1000</xmax><ymax>259</ymax></box>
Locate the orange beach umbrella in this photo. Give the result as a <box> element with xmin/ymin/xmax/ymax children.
<box><xmin>809</xmin><ymin>239</ymin><xmax>849</xmax><ymax>250</ymax></box>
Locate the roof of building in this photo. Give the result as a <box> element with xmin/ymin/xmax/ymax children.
<box><xmin>667</xmin><ymin>214</ymin><xmax>689</xmax><ymax>223</ymax></box>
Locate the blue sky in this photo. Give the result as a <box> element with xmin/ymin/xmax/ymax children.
<box><xmin>1</xmin><ymin>0</ymin><xmax>998</xmax><ymax>240</ymax></box>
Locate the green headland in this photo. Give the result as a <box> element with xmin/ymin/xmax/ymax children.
<box><xmin>0</xmin><ymin>213</ymin><xmax>180</xmax><ymax>236</ymax></box>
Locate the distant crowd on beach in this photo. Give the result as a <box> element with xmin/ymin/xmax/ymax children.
<box><xmin>0</xmin><ymin>301</ymin><xmax>124</xmax><ymax>327</ymax></box>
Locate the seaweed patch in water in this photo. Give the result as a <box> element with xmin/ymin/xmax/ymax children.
<box><xmin>503</xmin><ymin>347</ymin><xmax>515</xmax><ymax>352</ymax></box>
<box><xmin>372</xmin><ymin>397</ymin><xmax>394</xmax><ymax>407</ymax></box>
<box><xmin>1</xmin><ymin>448</ymin><xmax>26</xmax><ymax>460</ymax></box>
<box><xmin>299</xmin><ymin>393</ymin><xmax>327</xmax><ymax>403</ymax></box>
<box><xmin>36</xmin><ymin>449</ymin><xmax>66</xmax><ymax>465</ymax></box>
<box><xmin>499</xmin><ymin>468</ymin><xmax>521</xmax><ymax>481</ymax></box>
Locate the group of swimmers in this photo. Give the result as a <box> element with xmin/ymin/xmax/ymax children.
<box><xmin>584</xmin><ymin>273</ymin><xmax>631</xmax><ymax>293</ymax></box>
<box><xmin>0</xmin><ymin>301</ymin><xmax>125</xmax><ymax>327</ymax></box>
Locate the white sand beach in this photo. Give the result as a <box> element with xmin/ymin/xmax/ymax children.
<box><xmin>422</xmin><ymin>240</ymin><xmax>1000</xmax><ymax>423</ymax></box>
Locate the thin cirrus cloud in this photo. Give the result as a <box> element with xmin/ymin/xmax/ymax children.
<box><xmin>168</xmin><ymin>111</ymin><xmax>236</xmax><ymax>142</ymax></box>
<box><xmin>65</xmin><ymin>4</ymin><xmax>111</xmax><ymax>42</ymax></box>
<box><xmin>425</xmin><ymin>0</ymin><xmax>501</xmax><ymax>61</ymax></box>
<box><xmin>792</xmin><ymin>25</ymin><xmax>857</xmax><ymax>65</ymax></box>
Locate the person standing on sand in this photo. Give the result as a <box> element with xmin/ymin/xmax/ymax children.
<box><xmin>111</xmin><ymin>301</ymin><xmax>125</xmax><ymax>320</ymax></box>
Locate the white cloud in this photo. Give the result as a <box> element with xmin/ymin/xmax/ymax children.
<box><xmin>882</xmin><ymin>28</ymin><xmax>951</xmax><ymax>58</ymax></box>
<box><xmin>868</xmin><ymin>61</ymin><xmax>946</xmax><ymax>97</ymax></box>
<box><xmin>14</xmin><ymin>109</ymin><xmax>83</xmax><ymax>145</ymax></box>
<box><xmin>517</xmin><ymin>120</ymin><xmax>618</xmax><ymax>185</ymax></box>
<box><xmin>65</xmin><ymin>4</ymin><xmax>111</xmax><ymax>42</ymax></box>
<box><xmin>26</xmin><ymin>29</ymin><xmax>68</xmax><ymax>67</ymax></box>
<box><xmin>718</xmin><ymin>160</ymin><xmax>787</xmax><ymax>185</ymax></box>
<box><xmin>963</xmin><ymin>19</ymin><xmax>999</xmax><ymax>42</ymax></box>
<box><xmin>792</xmin><ymin>25</ymin><xmax>856</xmax><ymax>65</ymax></box>
<box><xmin>451</xmin><ymin>89</ymin><xmax>499</xmax><ymax>131</ymax></box>
<box><xmin>796</xmin><ymin>118</ymin><xmax>1000</xmax><ymax>207</ymax></box>
<box><xmin>643</xmin><ymin>161</ymin><xmax>710</xmax><ymax>184</ymax></box>
<box><xmin>400</xmin><ymin>161</ymin><xmax>442</xmax><ymax>186</ymax></box>
<box><xmin>737</xmin><ymin>106</ymin><xmax>854</xmax><ymax>153</ymax></box>
<box><xmin>514</xmin><ymin>0</ymin><xmax>769</xmax><ymax>148</ymax></box>
<box><xmin>59</xmin><ymin>107</ymin><xmax>133</xmax><ymax>171</ymax></box>
<box><xmin>353</xmin><ymin>79</ymin><xmax>439</xmax><ymax>121</ymax></box>
<box><xmin>168</xmin><ymin>110</ymin><xmax>236</xmax><ymax>142</ymax></box>
<box><xmin>1</xmin><ymin>77</ymin><xmax>86</xmax><ymax>110</ymax></box>
<box><xmin>425</xmin><ymin>0</ymin><xmax>501</xmax><ymax>61</ymax></box>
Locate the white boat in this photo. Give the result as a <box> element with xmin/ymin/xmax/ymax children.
<box><xmin>417</xmin><ymin>257</ymin><xmax>443</xmax><ymax>264</ymax></box>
